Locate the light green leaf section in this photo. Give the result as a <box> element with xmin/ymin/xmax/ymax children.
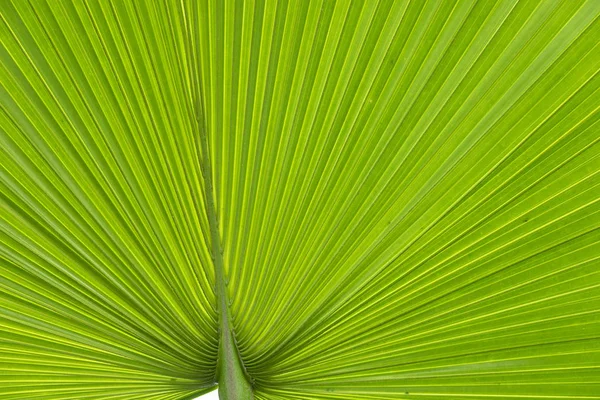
<box><xmin>1</xmin><ymin>0</ymin><xmax>217</xmax><ymax>398</ymax></box>
<box><xmin>1</xmin><ymin>0</ymin><xmax>599</xmax><ymax>399</ymax></box>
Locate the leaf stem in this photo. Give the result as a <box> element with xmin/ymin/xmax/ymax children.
<box><xmin>197</xmin><ymin>112</ymin><xmax>253</xmax><ymax>400</ymax></box>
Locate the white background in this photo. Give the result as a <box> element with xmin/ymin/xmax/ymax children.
<box><xmin>195</xmin><ymin>389</ymin><xmax>218</xmax><ymax>399</ymax></box>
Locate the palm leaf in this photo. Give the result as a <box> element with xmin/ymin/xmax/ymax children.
<box><xmin>1</xmin><ymin>0</ymin><xmax>599</xmax><ymax>399</ymax></box>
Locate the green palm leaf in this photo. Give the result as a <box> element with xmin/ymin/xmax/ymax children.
<box><xmin>1</xmin><ymin>0</ymin><xmax>599</xmax><ymax>399</ymax></box>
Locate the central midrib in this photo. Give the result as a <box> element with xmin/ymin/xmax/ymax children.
<box><xmin>196</xmin><ymin>109</ymin><xmax>253</xmax><ymax>399</ymax></box>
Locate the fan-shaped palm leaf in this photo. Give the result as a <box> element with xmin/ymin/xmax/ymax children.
<box><xmin>1</xmin><ymin>0</ymin><xmax>599</xmax><ymax>399</ymax></box>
